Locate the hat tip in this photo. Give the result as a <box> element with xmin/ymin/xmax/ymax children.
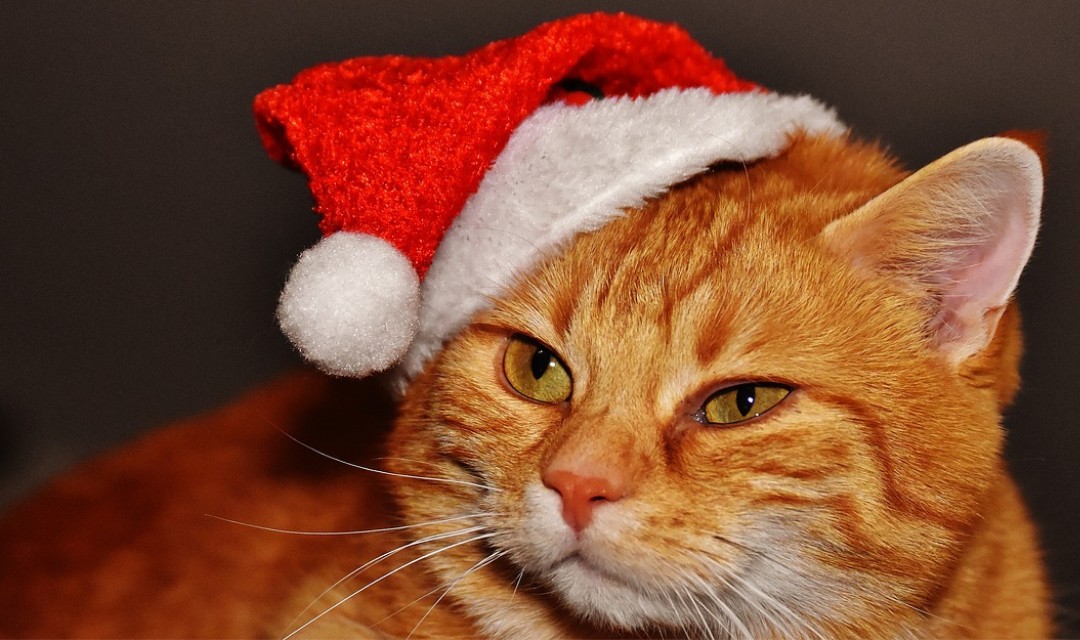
<box><xmin>277</xmin><ymin>232</ymin><xmax>420</xmax><ymax>377</ymax></box>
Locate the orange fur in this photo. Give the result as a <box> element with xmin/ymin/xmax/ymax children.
<box><xmin>0</xmin><ymin>134</ymin><xmax>1050</xmax><ymax>638</ymax></box>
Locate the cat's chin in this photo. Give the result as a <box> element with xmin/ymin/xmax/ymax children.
<box><xmin>545</xmin><ymin>555</ymin><xmax>679</xmax><ymax>632</ymax></box>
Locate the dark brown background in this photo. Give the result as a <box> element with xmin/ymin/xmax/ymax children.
<box><xmin>2</xmin><ymin>0</ymin><xmax>1077</xmax><ymax>634</ymax></box>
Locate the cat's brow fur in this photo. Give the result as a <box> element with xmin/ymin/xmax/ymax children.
<box><xmin>0</xmin><ymin>134</ymin><xmax>1049</xmax><ymax>639</ymax></box>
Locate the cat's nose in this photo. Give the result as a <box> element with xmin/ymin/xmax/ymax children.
<box><xmin>542</xmin><ymin>468</ymin><xmax>627</xmax><ymax>533</ymax></box>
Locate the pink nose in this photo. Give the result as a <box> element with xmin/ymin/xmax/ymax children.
<box><xmin>542</xmin><ymin>468</ymin><xmax>627</xmax><ymax>533</ymax></box>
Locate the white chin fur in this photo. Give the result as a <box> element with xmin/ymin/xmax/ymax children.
<box><xmin>277</xmin><ymin>232</ymin><xmax>419</xmax><ymax>377</ymax></box>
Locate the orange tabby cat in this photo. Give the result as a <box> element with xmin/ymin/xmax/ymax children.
<box><xmin>0</xmin><ymin>132</ymin><xmax>1050</xmax><ymax>638</ymax></box>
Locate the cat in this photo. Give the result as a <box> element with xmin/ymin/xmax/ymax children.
<box><xmin>0</xmin><ymin>132</ymin><xmax>1050</xmax><ymax>639</ymax></box>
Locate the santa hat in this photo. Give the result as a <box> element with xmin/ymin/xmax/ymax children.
<box><xmin>254</xmin><ymin>13</ymin><xmax>843</xmax><ymax>379</ymax></box>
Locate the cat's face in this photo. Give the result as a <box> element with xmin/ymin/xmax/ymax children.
<box><xmin>386</xmin><ymin>135</ymin><xmax>1036</xmax><ymax>638</ymax></box>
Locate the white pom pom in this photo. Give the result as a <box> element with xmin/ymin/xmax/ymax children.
<box><xmin>277</xmin><ymin>232</ymin><xmax>420</xmax><ymax>377</ymax></box>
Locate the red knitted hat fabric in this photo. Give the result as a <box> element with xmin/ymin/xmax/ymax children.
<box><xmin>253</xmin><ymin>13</ymin><xmax>756</xmax><ymax>278</ymax></box>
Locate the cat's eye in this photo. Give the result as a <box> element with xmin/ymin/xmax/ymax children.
<box><xmin>701</xmin><ymin>383</ymin><xmax>790</xmax><ymax>425</ymax></box>
<box><xmin>502</xmin><ymin>335</ymin><xmax>572</xmax><ymax>404</ymax></box>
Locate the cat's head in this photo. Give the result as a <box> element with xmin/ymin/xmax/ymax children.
<box><xmin>386</xmin><ymin>132</ymin><xmax>1042</xmax><ymax>638</ymax></box>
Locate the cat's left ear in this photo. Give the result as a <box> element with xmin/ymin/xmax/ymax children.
<box><xmin>820</xmin><ymin>136</ymin><xmax>1042</xmax><ymax>363</ymax></box>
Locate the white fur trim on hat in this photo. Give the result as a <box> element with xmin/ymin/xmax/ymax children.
<box><xmin>399</xmin><ymin>88</ymin><xmax>843</xmax><ymax>380</ymax></box>
<box><xmin>278</xmin><ymin>231</ymin><xmax>420</xmax><ymax>377</ymax></box>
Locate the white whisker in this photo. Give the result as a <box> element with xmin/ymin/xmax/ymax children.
<box><xmin>274</xmin><ymin>427</ymin><xmax>498</xmax><ymax>492</ymax></box>
<box><xmin>406</xmin><ymin>549</ymin><xmax>508</xmax><ymax>639</ymax></box>
<box><xmin>205</xmin><ymin>512</ymin><xmax>487</xmax><ymax>537</ymax></box>
<box><xmin>373</xmin><ymin>456</ymin><xmax>450</xmax><ymax>472</ymax></box>
<box><xmin>694</xmin><ymin>546</ymin><xmax>826</xmax><ymax>640</ymax></box>
<box><xmin>284</xmin><ymin>532</ymin><xmax>496</xmax><ymax>639</ymax></box>
<box><xmin>660</xmin><ymin>587</ymin><xmax>690</xmax><ymax>639</ymax></box>
<box><xmin>282</xmin><ymin>525</ymin><xmax>488</xmax><ymax>635</ymax></box>
<box><xmin>690</xmin><ymin>554</ymin><xmax>780</xmax><ymax>638</ymax></box>
<box><xmin>686</xmin><ymin>570</ymin><xmax>742</xmax><ymax>640</ymax></box>
<box><xmin>728</xmin><ymin>568</ymin><xmax>820</xmax><ymax>640</ymax></box>
<box><xmin>374</xmin><ymin>546</ymin><xmax>512</xmax><ymax>631</ymax></box>
<box><xmin>510</xmin><ymin>568</ymin><xmax>525</xmax><ymax>602</ymax></box>
<box><xmin>372</xmin><ymin>584</ymin><xmax>444</xmax><ymax>630</ymax></box>
<box><xmin>682</xmin><ymin>583</ymin><xmax>717</xmax><ymax>640</ymax></box>
<box><xmin>669</xmin><ymin>582</ymin><xmax>708</xmax><ymax>639</ymax></box>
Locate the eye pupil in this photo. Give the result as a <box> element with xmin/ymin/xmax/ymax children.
<box><xmin>530</xmin><ymin>347</ymin><xmax>553</xmax><ymax>380</ymax></box>
<box><xmin>735</xmin><ymin>384</ymin><xmax>756</xmax><ymax>416</ymax></box>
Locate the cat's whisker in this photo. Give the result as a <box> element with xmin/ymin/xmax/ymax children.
<box><xmin>701</xmin><ymin>554</ymin><xmax>814</xmax><ymax>640</ymax></box>
<box><xmin>690</xmin><ymin>572</ymin><xmax>749</xmax><ymax>640</ymax></box>
<box><xmin>371</xmin><ymin>582</ymin><xmax>444</xmax><ymax>630</ymax></box>
<box><xmin>664</xmin><ymin>581</ymin><xmax>694</xmax><ymax>638</ymax></box>
<box><xmin>686</xmin><ymin>552</ymin><xmax>784</xmax><ymax>638</ymax></box>
<box><xmin>686</xmin><ymin>568</ymin><xmax>755</xmax><ymax>640</ymax></box>
<box><xmin>694</xmin><ymin>544</ymin><xmax>825</xmax><ymax>640</ymax></box>
<box><xmin>284</xmin><ymin>532</ymin><xmax>496</xmax><ymax>639</ymax></box>
<box><xmin>282</xmin><ymin>524</ymin><xmax>489</xmax><ymax>635</ymax></box>
<box><xmin>373</xmin><ymin>546</ymin><xmax>507</xmax><ymax>632</ymax></box>
<box><xmin>374</xmin><ymin>454</ymin><xmax>500</xmax><ymax>492</ymax></box>
<box><xmin>274</xmin><ymin>426</ymin><xmax>499</xmax><ymax>492</ymax></box>
<box><xmin>371</xmin><ymin>545</ymin><xmax>510</xmax><ymax>633</ymax></box>
<box><xmin>509</xmin><ymin>567</ymin><xmax>525</xmax><ymax>602</ymax></box>
<box><xmin>730</xmin><ymin>537</ymin><xmax>950</xmax><ymax>634</ymax></box>
<box><xmin>656</xmin><ymin>587</ymin><xmax>683</xmax><ymax>638</ymax></box>
<box><xmin>661</xmin><ymin>559</ymin><xmax>719</xmax><ymax>639</ymax></box>
<box><xmin>205</xmin><ymin>512</ymin><xmax>488</xmax><ymax>537</ymax></box>
<box><xmin>666</xmin><ymin>577</ymin><xmax>713</xmax><ymax>640</ymax></box>
<box><xmin>373</xmin><ymin>455</ymin><xmax>448</xmax><ymax>472</ymax></box>
<box><xmin>667</xmin><ymin>551</ymin><xmax>812</xmax><ymax>640</ymax></box>
<box><xmin>335</xmin><ymin>523</ymin><xmax>491</xmax><ymax>582</ymax></box>
<box><xmin>406</xmin><ymin>549</ymin><xmax>509</xmax><ymax>639</ymax></box>
<box><xmin>702</xmin><ymin>540</ymin><xmax>940</xmax><ymax>639</ymax></box>
<box><xmin>711</xmin><ymin>534</ymin><xmax>807</xmax><ymax>579</ymax></box>
<box><xmin>730</xmin><ymin>575</ymin><xmax>807</xmax><ymax>640</ymax></box>
<box><xmin>371</xmin><ymin>550</ymin><xmax>509</xmax><ymax>633</ymax></box>
<box><xmin>681</xmin><ymin>583</ymin><xmax>720</xmax><ymax>640</ymax></box>
<box><xmin>711</xmin><ymin>575</ymin><xmax>774</xmax><ymax>638</ymax></box>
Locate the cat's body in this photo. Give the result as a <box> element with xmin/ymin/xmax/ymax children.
<box><xmin>0</xmin><ymin>134</ymin><xmax>1051</xmax><ymax>638</ymax></box>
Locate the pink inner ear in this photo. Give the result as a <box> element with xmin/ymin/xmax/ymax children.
<box><xmin>934</xmin><ymin>205</ymin><xmax>1035</xmax><ymax>348</ymax></box>
<box><xmin>948</xmin><ymin>207</ymin><xmax>1033</xmax><ymax>306</ymax></box>
<box><xmin>926</xmin><ymin>141</ymin><xmax>1041</xmax><ymax>358</ymax></box>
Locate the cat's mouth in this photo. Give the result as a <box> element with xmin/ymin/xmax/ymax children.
<box><xmin>551</xmin><ymin>550</ymin><xmax>646</xmax><ymax>593</ymax></box>
<box><xmin>542</xmin><ymin>549</ymin><xmax>698</xmax><ymax>633</ymax></box>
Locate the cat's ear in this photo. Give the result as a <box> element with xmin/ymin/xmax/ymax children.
<box><xmin>820</xmin><ymin>136</ymin><xmax>1042</xmax><ymax>363</ymax></box>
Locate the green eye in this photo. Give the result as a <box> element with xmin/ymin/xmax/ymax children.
<box><xmin>502</xmin><ymin>335</ymin><xmax>572</xmax><ymax>404</ymax></box>
<box><xmin>702</xmin><ymin>383</ymin><xmax>790</xmax><ymax>425</ymax></box>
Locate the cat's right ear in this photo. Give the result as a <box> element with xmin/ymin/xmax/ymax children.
<box><xmin>819</xmin><ymin>136</ymin><xmax>1043</xmax><ymax>364</ymax></box>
